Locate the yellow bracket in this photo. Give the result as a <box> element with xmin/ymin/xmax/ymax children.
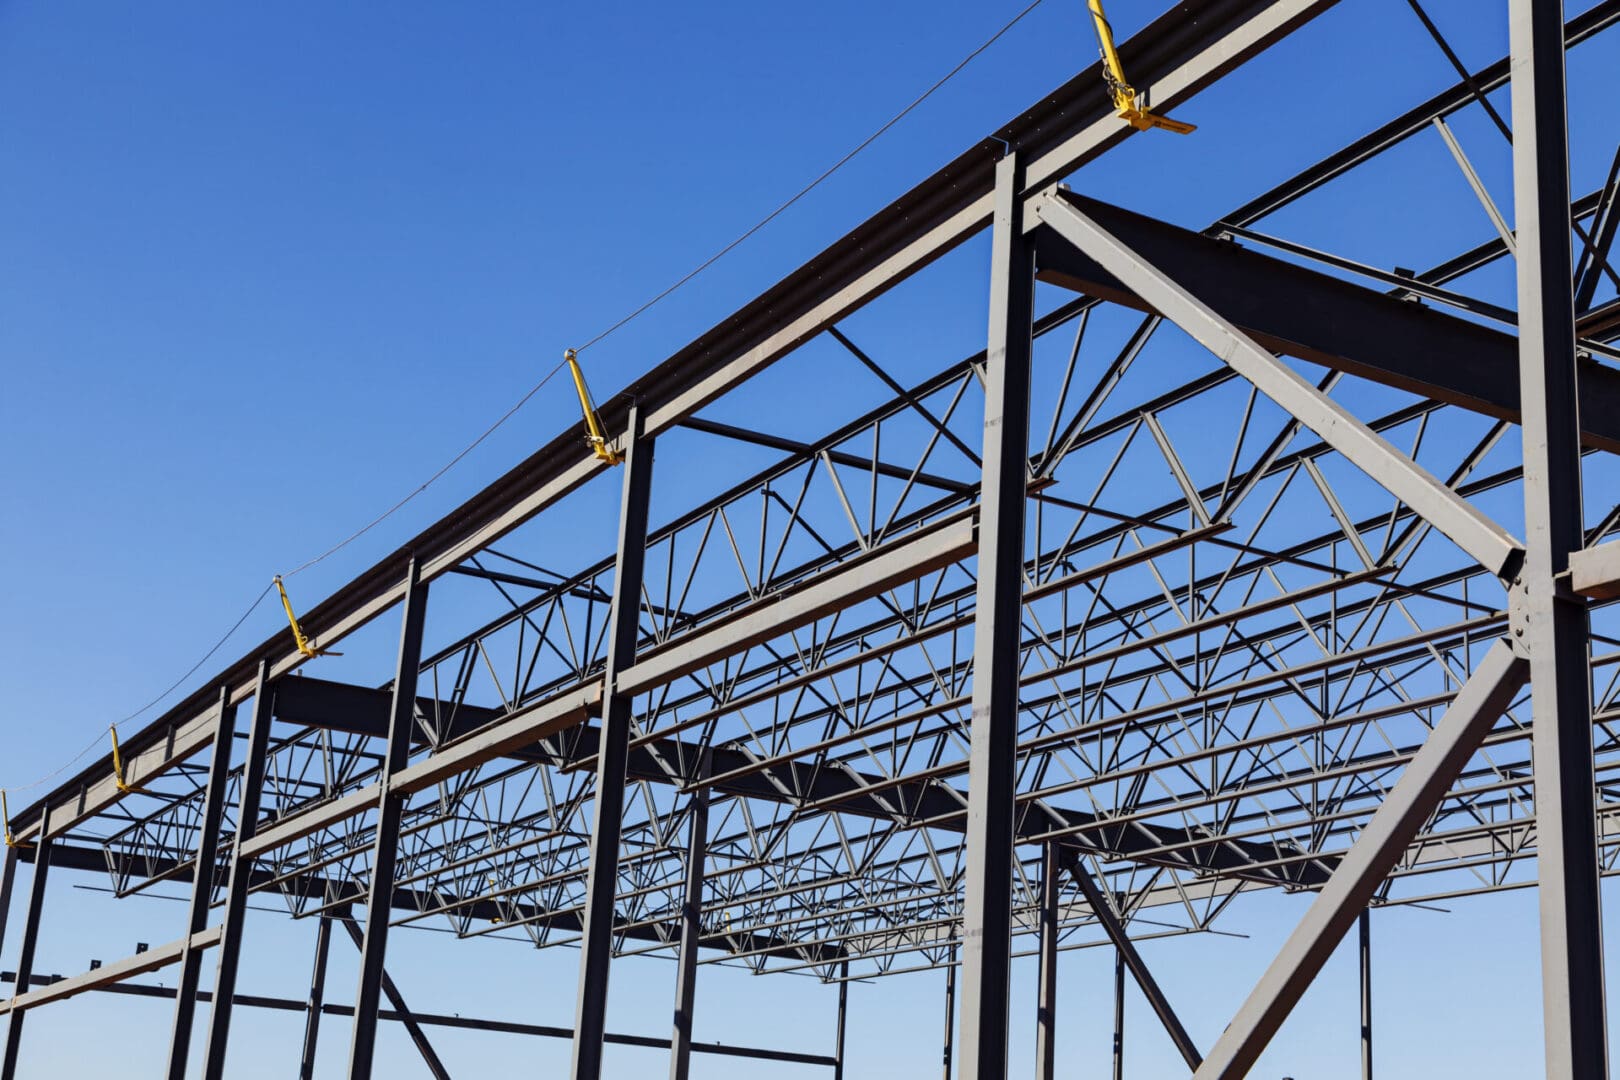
<box><xmin>1</xmin><ymin>789</ymin><xmax>28</xmax><ymax>849</ymax></box>
<box><xmin>1087</xmin><ymin>0</ymin><xmax>1196</xmax><ymax>135</ymax></box>
<box><xmin>565</xmin><ymin>349</ymin><xmax>623</xmax><ymax>466</ymax></box>
<box><xmin>275</xmin><ymin>575</ymin><xmax>342</xmax><ymax>660</ymax></box>
<box><xmin>110</xmin><ymin>725</ymin><xmax>144</xmax><ymax>795</ymax></box>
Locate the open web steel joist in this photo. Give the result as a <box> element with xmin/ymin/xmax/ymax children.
<box><xmin>6</xmin><ymin>1</ymin><xmax>1620</xmax><ymax>1076</ymax></box>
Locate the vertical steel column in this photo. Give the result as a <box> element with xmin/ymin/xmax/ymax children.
<box><xmin>346</xmin><ymin>558</ymin><xmax>430</xmax><ymax>1080</ymax></box>
<box><xmin>570</xmin><ymin>408</ymin><xmax>655</xmax><ymax>1080</ymax></box>
<box><xmin>943</xmin><ymin>947</ymin><xmax>957</xmax><ymax>1080</ymax></box>
<box><xmin>299</xmin><ymin>915</ymin><xmax>334</xmax><ymax>1080</ymax></box>
<box><xmin>667</xmin><ymin>773</ymin><xmax>709</xmax><ymax>1080</ymax></box>
<box><xmin>0</xmin><ymin>845</ymin><xmax>17</xmax><ymax>961</ymax></box>
<box><xmin>1509</xmin><ymin>3</ymin><xmax>1608</xmax><ymax>1076</ymax></box>
<box><xmin>1034</xmin><ymin>844</ymin><xmax>1059</xmax><ymax>1080</ymax></box>
<box><xmin>165</xmin><ymin>687</ymin><xmax>237</xmax><ymax>1079</ymax></box>
<box><xmin>201</xmin><ymin>663</ymin><xmax>276</xmax><ymax>1079</ymax></box>
<box><xmin>833</xmin><ymin>959</ymin><xmax>849</xmax><ymax>1080</ymax></box>
<box><xmin>0</xmin><ymin>808</ymin><xmax>51</xmax><ymax>1080</ymax></box>
<box><xmin>958</xmin><ymin>150</ymin><xmax>1035</xmax><ymax>1080</ymax></box>
<box><xmin>1359</xmin><ymin>910</ymin><xmax>1372</xmax><ymax>1080</ymax></box>
<box><xmin>1111</xmin><ymin>950</ymin><xmax>1125</xmax><ymax>1080</ymax></box>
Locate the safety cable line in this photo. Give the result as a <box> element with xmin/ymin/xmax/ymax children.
<box><xmin>574</xmin><ymin>0</ymin><xmax>1049</xmax><ymax>354</ymax></box>
<box><xmin>2</xmin><ymin>0</ymin><xmax>1048</xmax><ymax>797</ymax></box>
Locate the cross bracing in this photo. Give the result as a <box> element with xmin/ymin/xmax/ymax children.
<box><xmin>5</xmin><ymin>1</ymin><xmax>1620</xmax><ymax>1076</ymax></box>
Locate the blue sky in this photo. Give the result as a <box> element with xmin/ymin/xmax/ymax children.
<box><xmin>3</xmin><ymin>0</ymin><xmax>1620</xmax><ymax>1075</ymax></box>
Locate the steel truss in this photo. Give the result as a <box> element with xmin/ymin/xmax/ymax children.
<box><xmin>6</xmin><ymin>1</ymin><xmax>1620</xmax><ymax>1076</ymax></box>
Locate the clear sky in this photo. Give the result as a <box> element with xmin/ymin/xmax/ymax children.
<box><xmin>3</xmin><ymin>0</ymin><xmax>1620</xmax><ymax>1076</ymax></box>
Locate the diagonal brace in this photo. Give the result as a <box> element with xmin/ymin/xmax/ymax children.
<box><xmin>1193</xmin><ymin>639</ymin><xmax>1528</xmax><ymax>1078</ymax></box>
<box><xmin>1034</xmin><ymin>191</ymin><xmax>1525</xmax><ymax>581</ymax></box>
<box><xmin>1056</xmin><ymin>847</ymin><xmax>1202</xmax><ymax>1070</ymax></box>
<box><xmin>339</xmin><ymin>917</ymin><xmax>453</xmax><ymax>1080</ymax></box>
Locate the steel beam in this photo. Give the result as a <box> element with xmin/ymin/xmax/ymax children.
<box><xmin>0</xmin><ymin>808</ymin><xmax>49</xmax><ymax>1080</ymax></box>
<box><xmin>1510</xmin><ymin>3</ymin><xmax>1609</xmax><ymax>1075</ymax></box>
<box><xmin>1571</xmin><ymin>539</ymin><xmax>1620</xmax><ymax>599</ymax></box>
<box><xmin>201</xmin><ymin>663</ymin><xmax>277</xmax><ymax>1079</ymax></box>
<box><xmin>300</xmin><ymin>916</ymin><xmax>334</xmax><ymax>1080</ymax></box>
<box><xmin>570</xmin><ymin>405</ymin><xmax>656</xmax><ymax>1080</ymax></box>
<box><xmin>1060</xmin><ymin>852</ymin><xmax>1201</xmax><ymax>1070</ymax></box>
<box><xmin>166</xmin><ymin>688</ymin><xmax>236</xmax><ymax>1080</ymax></box>
<box><xmin>0</xmin><ymin>969</ymin><xmax>835</xmax><ymax>1066</ymax></box>
<box><xmin>958</xmin><ymin>152</ymin><xmax>1034</xmax><ymax>1080</ymax></box>
<box><xmin>614</xmin><ymin>512</ymin><xmax>976</xmax><ymax>698</ymax></box>
<box><xmin>1193</xmin><ymin>640</ymin><xmax>1528</xmax><ymax>1078</ymax></box>
<box><xmin>346</xmin><ymin>558</ymin><xmax>430</xmax><ymax>1080</ymax></box>
<box><xmin>1031</xmin><ymin>193</ymin><xmax>1620</xmax><ymax>454</ymax></box>
<box><xmin>1034</xmin><ymin>190</ymin><xmax>1525</xmax><ymax>579</ymax></box>
<box><xmin>668</xmin><ymin>775</ymin><xmax>709</xmax><ymax>1080</ymax></box>
<box><xmin>0</xmin><ymin>928</ymin><xmax>222</xmax><ymax>1018</ymax></box>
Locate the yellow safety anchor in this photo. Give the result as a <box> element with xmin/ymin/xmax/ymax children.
<box><xmin>565</xmin><ymin>349</ymin><xmax>623</xmax><ymax>465</ymax></box>
<box><xmin>1087</xmin><ymin>0</ymin><xmax>1197</xmax><ymax>135</ymax></box>
<box><xmin>110</xmin><ymin>725</ymin><xmax>144</xmax><ymax>794</ymax></box>
<box><xmin>275</xmin><ymin>575</ymin><xmax>342</xmax><ymax>659</ymax></box>
<box><xmin>2</xmin><ymin>789</ymin><xmax>28</xmax><ymax>849</ymax></box>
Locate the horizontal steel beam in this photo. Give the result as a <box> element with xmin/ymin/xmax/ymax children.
<box><xmin>1034</xmin><ymin>189</ymin><xmax>1526</xmax><ymax>578</ymax></box>
<box><xmin>277</xmin><ymin>683</ymin><xmax>1330</xmax><ymax>892</ymax></box>
<box><xmin>1033</xmin><ymin>194</ymin><xmax>1620</xmax><ymax>454</ymax></box>
<box><xmin>0</xmin><ymin>926</ymin><xmax>221</xmax><ymax>1017</ymax></box>
<box><xmin>0</xmin><ymin>973</ymin><xmax>839</xmax><ymax>1068</ymax></box>
<box><xmin>616</xmin><ymin>513</ymin><xmax>977</xmax><ymax>697</ymax></box>
<box><xmin>1571</xmin><ymin>539</ymin><xmax>1620</xmax><ymax>600</ymax></box>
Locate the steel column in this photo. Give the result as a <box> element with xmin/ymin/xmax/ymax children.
<box><xmin>201</xmin><ymin>664</ymin><xmax>276</xmax><ymax>1079</ymax></box>
<box><xmin>1359</xmin><ymin>910</ymin><xmax>1372</xmax><ymax>1080</ymax></box>
<box><xmin>1111</xmin><ymin>949</ymin><xmax>1125</xmax><ymax>1080</ymax></box>
<box><xmin>0</xmin><ymin>809</ymin><xmax>50</xmax><ymax>1080</ymax></box>
<box><xmin>668</xmin><ymin>774</ymin><xmax>709</xmax><ymax>1080</ymax></box>
<box><xmin>1034</xmin><ymin>844</ymin><xmax>1058</xmax><ymax>1080</ymax></box>
<box><xmin>1510</xmin><ymin>2</ymin><xmax>1609</xmax><ymax>1076</ymax></box>
<box><xmin>0</xmin><ymin>846</ymin><xmax>16</xmax><ymax>961</ymax></box>
<box><xmin>346</xmin><ymin>557</ymin><xmax>430</xmax><ymax>1080</ymax></box>
<box><xmin>958</xmin><ymin>150</ymin><xmax>1034</xmax><ymax>1080</ymax></box>
<box><xmin>570</xmin><ymin>406</ymin><xmax>656</xmax><ymax>1080</ymax></box>
<box><xmin>943</xmin><ymin>947</ymin><xmax>957</xmax><ymax>1080</ymax></box>
<box><xmin>165</xmin><ymin>687</ymin><xmax>237</xmax><ymax>1079</ymax></box>
<box><xmin>834</xmin><ymin>959</ymin><xmax>849</xmax><ymax>1080</ymax></box>
<box><xmin>299</xmin><ymin>915</ymin><xmax>334</xmax><ymax>1080</ymax></box>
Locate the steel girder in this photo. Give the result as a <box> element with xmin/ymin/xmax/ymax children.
<box><xmin>7</xmin><ymin>1</ymin><xmax>1620</xmax><ymax>1077</ymax></box>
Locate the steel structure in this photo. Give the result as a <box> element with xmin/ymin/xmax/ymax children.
<box><xmin>5</xmin><ymin>0</ymin><xmax>1620</xmax><ymax>1075</ymax></box>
